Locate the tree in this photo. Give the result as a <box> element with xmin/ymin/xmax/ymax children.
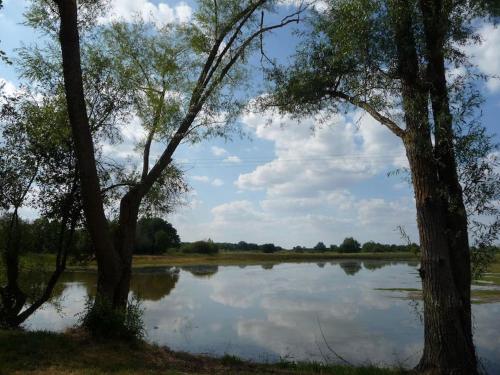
<box><xmin>182</xmin><ymin>240</ymin><xmax>219</xmax><ymax>254</ymax></box>
<box><xmin>0</xmin><ymin>88</ymin><xmax>82</xmax><ymax>328</ymax></box>
<box><xmin>43</xmin><ymin>0</ymin><xmax>305</xmax><ymax>313</ymax></box>
<box><xmin>339</xmin><ymin>261</ymin><xmax>362</xmax><ymax>276</ymax></box>
<box><xmin>329</xmin><ymin>244</ymin><xmax>339</xmax><ymax>252</ymax></box>
<box><xmin>313</xmin><ymin>241</ymin><xmax>327</xmax><ymax>251</ymax></box>
<box><xmin>135</xmin><ymin>218</ymin><xmax>180</xmax><ymax>254</ymax></box>
<box><xmin>261</xmin><ymin>243</ymin><xmax>278</xmax><ymax>253</ymax></box>
<box><xmin>265</xmin><ymin>1</ymin><xmax>498</xmax><ymax>372</ymax></box>
<box><xmin>338</xmin><ymin>237</ymin><xmax>361</xmax><ymax>253</ymax></box>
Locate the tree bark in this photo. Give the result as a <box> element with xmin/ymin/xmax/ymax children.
<box><xmin>404</xmin><ymin>129</ymin><xmax>478</xmax><ymax>375</ymax></box>
<box><xmin>416</xmin><ymin>1</ymin><xmax>477</xmax><ymax>372</ymax></box>
<box><xmin>390</xmin><ymin>1</ymin><xmax>477</xmax><ymax>373</ymax></box>
<box><xmin>55</xmin><ymin>0</ymin><xmax>121</xmax><ymax>302</ymax></box>
<box><xmin>113</xmin><ymin>190</ymin><xmax>141</xmax><ymax>308</ymax></box>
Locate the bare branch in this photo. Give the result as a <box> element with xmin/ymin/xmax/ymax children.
<box><xmin>330</xmin><ymin>90</ymin><xmax>406</xmax><ymax>138</ymax></box>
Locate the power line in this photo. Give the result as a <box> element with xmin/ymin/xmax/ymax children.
<box><xmin>174</xmin><ymin>152</ymin><xmax>405</xmax><ymax>168</ymax></box>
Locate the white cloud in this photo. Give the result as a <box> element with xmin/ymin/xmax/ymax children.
<box><xmin>100</xmin><ymin>0</ymin><xmax>192</xmax><ymax>26</ymax></box>
<box><xmin>205</xmin><ymin>193</ymin><xmax>416</xmax><ymax>248</ymax></box>
<box><xmin>211</xmin><ymin>146</ymin><xmax>228</xmax><ymax>156</ymax></box>
<box><xmin>211</xmin><ymin>178</ymin><xmax>224</xmax><ymax>187</ymax></box>
<box><xmin>191</xmin><ymin>175</ymin><xmax>224</xmax><ymax>187</ymax></box>
<box><xmin>192</xmin><ymin>175</ymin><xmax>210</xmax><ymax>183</ymax></box>
<box><xmin>0</xmin><ymin>78</ymin><xmax>17</xmax><ymax>97</ymax></box>
<box><xmin>279</xmin><ymin>0</ymin><xmax>328</xmax><ymax>12</ymax></box>
<box><xmin>464</xmin><ymin>23</ymin><xmax>500</xmax><ymax>92</ymax></box>
<box><xmin>235</xmin><ymin>109</ymin><xmax>405</xmax><ymax>196</ymax></box>
<box><xmin>223</xmin><ymin>155</ymin><xmax>241</xmax><ymax>163</ymax></box>
<box><xmin>190</xmin><ymin>107</ymin><xmax>418</xmax><ymax>247</ymax></box>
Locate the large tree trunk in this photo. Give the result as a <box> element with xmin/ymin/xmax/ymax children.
<box><xmin>0</xmin><ymin>211</ymin><xmax>26</xmax><ymax>327</ymax></box>
<box><xmin>404</xmin><ymin>130</ymin><xmax>478</xmax><ymax>375</ymax></box>
<box><xmin>55</xmin><ymin>0</ymin><xmax>121</xmax><ymax>302</ymax></box>
<box><xmin>416</xmin><ymin>1</ymin><xmax>477</xmax><ymax>372</ymax></box>
<box><xmin>113</xmin><ymin>191</ymin><xmax>142</xmax><ymax>308</ymax></box>
<box><xmin>390</xmin><ymin>1</ymin><xmax>477</xmax><ymax>373</ymax></box>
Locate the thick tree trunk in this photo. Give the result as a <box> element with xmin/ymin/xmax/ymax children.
<box><xmin>404</xmin><ymin>130</ymin><xmax>478</xmax><ymax>375</ymax></box>
<box><xmin>55</xmin><ymin>0</ymin><xmax>121</xmax><ymax>302</ymax></box>
<box><xmin>388</xmin><ymin>2</ymin><xmax>477</xmax><ymax>373</ymax></box>
<box><xmin>113</xmin><ymin>191</ymin><xmax>142</xmax><ymax>308</ymax></box>
<box><xmin>416</xmin><ymin>1</ymin><xmax>477</xmax><ymax>372</ymax></box>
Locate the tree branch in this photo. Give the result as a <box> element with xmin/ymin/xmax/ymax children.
<box><xmin>331</xmin><ymin>90</ymin><xmax>405</xmax><ymax>138</ymax></box>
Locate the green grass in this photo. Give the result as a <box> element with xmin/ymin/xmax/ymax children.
<box><xmin>2</xmin><ymin>252</ymin><xmax>417</xmax><ymax>272</ymax></box>
<box><xmin>0</xmin><ymin>330</ymin><xmax>405</xmax><ymax>375</ymax></box>
<box><xmin>126</xmin><ymin>251</ymin><xmax>418</xmax><ymax>268</ymax></box>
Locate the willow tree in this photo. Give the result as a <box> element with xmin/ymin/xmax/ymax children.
<box><xmin>0</xmin><ymin>91</ymin><xmax>81</xmax><ymax>327</ymax></box>
<box><xmin>44</xmin><ymin>0</ymin><xmax>305</xmax><ymax>310</ymax></box>
<box><xmin>265</xmin><ymin>0</ymin><xmax>498</xmax><ymax>373</ymax></box>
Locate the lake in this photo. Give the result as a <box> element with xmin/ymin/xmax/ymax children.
<box><xmin>24</xmin><ymin>260</ymin><xmax>500</xmax><ymax>373</ymax></box>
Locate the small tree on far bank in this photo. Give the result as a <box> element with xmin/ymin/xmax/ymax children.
<box><xmin>313</xmin><ymin>242</ymin><xmax>327</xmax><ymax>252</ymax></box>
<box><xmin>339</xmin><ymin>238</ymin><xmax>361</xmax><ymax>253</ymax></box>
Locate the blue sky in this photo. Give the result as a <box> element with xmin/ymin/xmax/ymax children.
<box><xmin>1</xmin><ymin>0</ymin><xmax>499</xmax><ymax>248</ymax></box>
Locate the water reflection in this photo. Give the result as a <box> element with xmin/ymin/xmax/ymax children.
<box><xmin>132</xmin><ymin>270</ymin><xmax>179</xmax><ymax>301</ymax></box>
<box><xmin>181</xmin><ymin>265</ymin><xmax>219</xmax><ymax>279</ymax></box>
<box><xmin>339</xmin><ymin>261</ymin><xmax>362</xmax><ymax>276</ymax></box>
<box><xmin>23</xmin><ymin>260</ymin><xmax>500</xmax><ymax>373</ymax></box>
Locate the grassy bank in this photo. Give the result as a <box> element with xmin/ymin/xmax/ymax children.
<box><xmin>7</xmin><ymin>251</ymin><xmax>419</xmax><ymax>271</ymax></box>
<box><xmin>127</xmin><ymin>251</ymin><xmax>418</xmax><ymax>268</ymax></box>
<box><xmin>0</xmin><ymin>330</ymin><xmax>404</xmax><ymax>375</ymax></box>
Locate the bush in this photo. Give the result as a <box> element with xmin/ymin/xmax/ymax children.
<box><xmin>339</xmin><ymin>237</ymin><xmax>361</xmax><ymax>253</ymax></box>
<box><xmin>182</xmin><ymin>240</ymin><xmax>219</xmax><ymax>254</ymax></box>
<box><xmin>313</xmin><ymin>242</ymin><xmax>327</xmax><ymax>252</ymax></box>
<box><xmin>260</xmin><ymin>243</ymin><xmax>277</xmax><ymax>253</ymax></box>
<box><xmin>78</xmin><ymin>297</ymin><xmax>145</xmax><ymax>341</ymax></box>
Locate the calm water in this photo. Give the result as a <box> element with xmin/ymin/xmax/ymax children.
<box><xmin>24</xmin><ymin>261</ymin><xmax>500</xmax><ymax>373</ymax></box>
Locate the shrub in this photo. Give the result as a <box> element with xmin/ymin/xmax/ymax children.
<box><xmin>182</xmin><ymin>240</ymin><xmax>219</xmax><ymax>254</ymax></box>
<box><xmin>260</xmin><ymin>243</ymin><xmax>277</xmax><ymax>253</ymax></box>
<box><xmin>339</xmin><ymin>237</ymin><xmax>361</xmax><ymax>253</ymax></box>
<box><xmin>313</xmin><ymin>242</ymin><xmax>327</xmax><ymax>252</ymax></box>
<box><xmin>78</xmin><ymin>296</ymin><xmax>145</xmax><ymax>341</ymax></box>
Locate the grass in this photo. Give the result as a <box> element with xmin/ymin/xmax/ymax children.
<box><xmin>5</xmin><ymin>251</ymin><xmax>418</xmax><ymax>271</ymax></box>
<box><xmin>2</xmin><ymin>252</ymin><xmax>419</xmax><ymax>273</ymax></box>
<box><xmin>125</xmin><ymin>251</ymin><xmax>418</xmax><ymax>268</ymax></box>
<box><xmin>0</xmin><ymin>330</ymin><xmax>405</xmax><ymax>375</ymax></box>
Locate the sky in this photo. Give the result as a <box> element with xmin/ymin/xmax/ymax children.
<box><xmin>0</xmin><ymin>0</ymin><xmax>499</xmax><ymax>248</ymax></box>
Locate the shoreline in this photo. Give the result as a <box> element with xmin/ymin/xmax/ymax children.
<box><xmin>113</xmin><ymin>251</ymin><xmax>418</xmax><ymax>268</ymax></box>
<box><xmin>0</xmin><ymin>330</ymin><xmax>405</xmax><ymax>375</ymax></box>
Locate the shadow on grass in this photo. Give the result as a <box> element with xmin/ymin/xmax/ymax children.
<box><xmin>0</xmin><ymin>330</ymin><xmax>407</xmax><ymax>374</ymax></box>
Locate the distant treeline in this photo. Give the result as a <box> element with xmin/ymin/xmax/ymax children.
<box><xmin>214</xmin><ymin>242</ymin><xmax>284</xmax><ymax>253</ymax></box>
<box><xmin>215</xmin><ymin>237</ymin><xmax>419</xmax><ymax>254</ymax></box>
<box><xmin>294</xmin><ymin>237</ymin><xmax>421</xmax><ymax>254</ymax></box>
<box><xmin>0</xmin><ymin>216</ymin><xmax>180</xmax><ymax>256</ymax></box>
<box><xmin>2</xmin><ymin>216</ymin><xmax>498</xmax><ymax>256</ymax></box>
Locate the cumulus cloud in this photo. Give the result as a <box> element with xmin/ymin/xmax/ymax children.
<box><xmin>211</xmin><ymin>146</ymin><xmax>228</xmax><ymax>156</ymax></box>
<box><xmin>191</xmin><ymin>175</ymin><xmax>224</xmax><ymax>187</ymax></box>
<box><xmin>192</xmin><ymin>175</ymin><xmax>210</xmax><ymax>183</ymax></box>
<box><xmin>464</xmin><ymin>23</ymin><xmax>500</xmax><ymax>92</ymax></box>
<box><xmin>223</xmin><ymin>155</ymin><xmax>242</xmax><ymax>163</ymax></box>
<box><xmin>192</xmin><ymin>108</ymin><xmax>418</xmax><ymax>247</ymax></box>
<box><xmin>235</xmin><ymin>110</ymin><xmax>406</xmax><ymax>196</ymax></box>
<box><xmin>0</xmin><ymin>78</ymin><xmax>17</xmax><ymax>97</ymax></box>
<box><xmin>278</xmin><ymin>0</ymin><xmax>328</xmax><ymax>12</ymax></box>
<box><xmin>100</xmin><ymin>0</ymin><xmax>192</xmax><ymax>26</ymax></box>
<box><xmin>211</xmin><ymin>178</ymin><xmax>224</xmax><ymax>187</ymax></box>
<box><xmin>207</xmin><ymin>195</ymin><xmax>416</xmax><ymax>247</ymax></box>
